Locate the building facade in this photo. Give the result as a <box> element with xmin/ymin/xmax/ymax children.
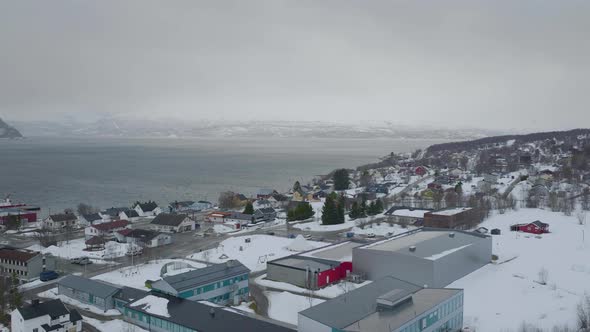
<box><xmin>423</xmin><ymin>207</ymin><xmax>479</xmax><ymax>229</ymax></box>
<box><xmin>11</xmin><ymin>299</ymin><xmax>82</xmax><ymax>332</ymax></box>
<box><xmin>0</xmin><ymin>247</ymin><xmax>56</xmax><ymax>283</ymax></box>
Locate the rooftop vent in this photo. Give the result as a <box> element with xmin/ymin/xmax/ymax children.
<box><xmin>409</xmin><ymin>246</ymin><xmax>416</xmax><ymax>252</ymax></box>
<box><xmin>449</xmin><ymin>232</ymin><xmax>455</xmax><ymax>238</ymax></box>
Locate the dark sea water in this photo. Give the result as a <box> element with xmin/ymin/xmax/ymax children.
<box><xmin>0</xmin><ymin>136</ymin><xmax>443</xmax><ymax>216</ymax></box>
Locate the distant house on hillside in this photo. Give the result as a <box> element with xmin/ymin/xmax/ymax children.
<box><xmin>254</xmin><ymin>207</ymin><xmax>277</xmax><ymax>223</ymax></box>
<box><xmin>510</xmin><ymin>221</ymin><xmax>549</xmax><ymax>234</ymax></box>
<box><xmin>256</xmin><ymin>188</ymin><xmax>276</xmax><ymax>199</ymax></box>
<box><xmin>169</xmin><ymin>200</ymin><xmax>213</xmax><ymax>213</ymax></box>
<box><xmin>134</xmin><ymin>201</ymin><xmax>162</xmax><ymax>217</ymax></box>
<box><xmin>415</xmin><ymin>166</ymin><xmax>429</xmax><ymax>176</ymax></box>
<box><xmin>99</xmin><ymin>207</ymin><xmax>128</xmax><ymax>220</ymax></box>
<box><xmin>150</xmin><ymin>213</ymin><xmax>195</xmax><ymax>233</ymax></box>
<box><xmin>44</xmin><ymin>213</ymin><xmax>77</xmax><ymax>229</ymax></box>
<box><xmin>116</xmin><ymin>229</ymin><xmax>172</xmax><ymax>248</ymax></box>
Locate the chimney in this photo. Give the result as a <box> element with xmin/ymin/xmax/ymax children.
<box><xmin>209</xmin><ymin>308</ymin><xmax>215</xmax><ymax>318</ymax></box>
<box><xmin>409</xmin><ymin>246</ymin><xmax>416</xmax><ymax>252</ymax></box>
<box><xmin>32</xmin><ymin>299</ymin><xmax>40</xmax><ymax>306</ymax></box>
<box><xmin>449</xmin><ymin>232</ymin><xmax>455</xmax><ymax>238</ymax></box>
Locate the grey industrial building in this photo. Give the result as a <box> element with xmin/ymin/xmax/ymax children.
<box><xmin>0</xmin><ymin>247</ymin><xmax>56</xmax><ymax>283</ymax></box>
<box><xmin>57</xmin><ymin>275</ymin><xmax>147</xmax><ymax>313</ymax></box>
<box><xmin>298</xmin><ymin>276</ymin><xmax>464</xmax><ymax>332</ymax></box>
<box><xmin>353</xmin><ymin>228</ymin><xmax>492</xmax><ymax>287</ymax></box>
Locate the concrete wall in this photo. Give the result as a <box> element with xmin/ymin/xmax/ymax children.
<box><xmin>353</xmin><ymin>248</ymin><xmax>435</xmax><ymax>287</ymax></box>
<box><xmin>267</xmin><ymin>263</ymin><xmax>307</xmax><ymax>288</ymax></box>
<box><xmin>433</xmin><ymin>235</ymin><xmax>492</xmax><ymax>287</ymax></box>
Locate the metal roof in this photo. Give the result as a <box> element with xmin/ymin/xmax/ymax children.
<box><xmin>270</xmin><ymin>256</ymin><xmax>340</xmax><ymax>272</ymax></box>
<box><xmin>127</xmin><ymin>292</ymin><xmax>294</xmax><ymax>332</ymax></box>
<box><xmin>359</xmin><ymin>228</ymin><xmax>488</xmax><ymax>260</ymax></box>
<box><xmin>18</xmin><ymin>299</ymin><xmax>70</xmax><ymax>320</ymax></box>
<box><xmin>59</xmin><ymin>275</ymin><xmax>120</xmax><ymax>299</ymax></box>
<box><xmin>158</xmin><ymin>260</ymin><xmax>250</xmax><ymax>292</ymax></box>
<box><xmin>150</xmin><ymin>213</ymin><xmax>189</xmax><ymax>226</ymax></box>
<box><xmin>299</xmin><ymin>276</ymin><xmax>421</xmax><ymax>329</ymax></box>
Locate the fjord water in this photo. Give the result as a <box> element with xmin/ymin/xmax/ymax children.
<box><xmin>0</xmin><ymin>137</ymin><xmax>441</xmax><ymax>215</ymax></box>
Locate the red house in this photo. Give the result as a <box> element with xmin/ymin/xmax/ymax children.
<box><xmin>510</xmin><ymin>221</ymin><xmax>549</xmax><ymax>234</ymax></box>
<box><xmin>415</xmin><ymin>166</ymin><xmax>429</xmax><ymax>176</ymax></box>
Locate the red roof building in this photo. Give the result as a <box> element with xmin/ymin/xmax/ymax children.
<box><xmin>85</xmin><ymin>219</ymin><xmax>130</xmax><ymax>240</ymax></box>
<box><xmin>510</xmin><ymin>221</ymin><xmax>549</xmax><ymax>234</ymax></box>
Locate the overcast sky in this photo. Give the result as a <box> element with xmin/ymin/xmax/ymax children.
<box><xmin>1</xmin><ymin>1</ymin><xmax>589</xmax><ymax>130</ymax></box>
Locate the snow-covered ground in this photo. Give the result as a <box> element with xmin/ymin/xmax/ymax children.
<box><xmin>292</xmin><ymin>211</ymin><xmax>387</xmax><ymax>232</ymax></box>
<box><xmin>84</xmin><ymin>316</ymin><xmax>147</xmax><ymax>332</ymax></box>
<box><xmin>255</xmin><ymin>274</ymin><xmax>371</xmax><ymax>299</ymax></box>
<box><xmin>449</xmin><ymin>208</ymin><xmax>590</xmax><ymax>331</ymax></box>
<box><xmin>93</xmin><ymin>259</ymin><xmax>206</xmax><ymax>290</ymax></box>
<box><xmin>187</xmin><ymin>235</ymin><xmax>326</xmax><ymax>272</ymax></box>
<box><xmin>38</xmin><ymin>287</ymin><xmax>121</xmax><ymax>316</ymax></box>
<box><xmin>33</xmin><ymin>238</ymin><xmax>130</xmax><ymax>262</ymax></box>
<box><xmin>265</xmin><ymin>291</ymin><xmax>324</xmax><ymax>325</ymax></box>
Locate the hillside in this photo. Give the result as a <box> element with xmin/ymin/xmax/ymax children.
<box><xmin>0</xmin><ymin>118</ymin><xmax>23</xmax><ymax>138</ymax></box>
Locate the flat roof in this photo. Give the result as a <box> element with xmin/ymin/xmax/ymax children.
<box><xmin>300</xmin><ymin>276</ymin><xmax>454</xmax><ymax>331</ymax></box>
<box><xmin>299</xmin><ymin>241</ymin><xmax>363</xmax><ymax>262</ymax></box>
<box><xmin>358</xmin><ymin>228</ymin><xmax>487</xmax><ymax>260</ymax></box>
<box><xmin>158</xmin><ymin>260</ymin><xmax>249</xmax><ymax>292</ymax></box>
<box><xmin>343</xmin><ymin>288</ymin><xmax>461</xmax><ymax>332</ymax></box>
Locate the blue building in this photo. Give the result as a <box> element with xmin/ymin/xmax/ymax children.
<box><xmin>298</xmin><ymin>276</ymin><xmax>463</xmax><ymax>332</ymax></box>
<box><xmin>151</xmin><ymin>260</ymin><xmax>250</xmax><ymax>306</ymax></box>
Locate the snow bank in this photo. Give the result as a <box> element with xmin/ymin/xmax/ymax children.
<box><xmin>256</xmin><ymin>274</ymin><xmax>371</xmax><ymax>299</ymax></box>
<box><xmin>130</xmin><ymin>295</ymin><xmax>170</xmax><ymax>317</ymax></box>
<box><xmin>265</xmin><ymin>291</ymin><xmax>324</xmax><ymax>325</ymax></box>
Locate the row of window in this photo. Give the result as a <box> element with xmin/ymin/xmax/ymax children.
<box><xmin>0</xmin><ymin>259</ymin><xmax>28</xmax><ymax>267</ymax></box>
<box><xmin>178</xmin><ymin>274</ymin><xmax>248</xmax><ymax>298</ymax></box>
<box><xmin>1</xmin><ymin>267</ymin><xmax>27</xmax><ymax>276</ymax></box>
<box><xmin>126</xmin><ymin>308</ymin><xmax>196</xmax><ymax>332</ymax></box>
<box><xmin>399</xmin><ymin>294</ymin><xmax>463</xmax><ymax>332</ymax></box>
<box><xmin>207</xmin><ymin>287</ymin><xmax>249</xmax><ymax>304</ymax></box>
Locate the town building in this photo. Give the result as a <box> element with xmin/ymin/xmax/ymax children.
<box><xmin>254</xmin><ymin>207</ymin><xmax>277</xmax><ymax>222</ymax></box>
<box><xmin>57</xmin><ymin>275</ymin><xmax>121</xmax><ymax>312</ymax></box>
<box><xmin>267</xmin><ymin>256</ymin><xmax>351</xmax><ymax>290</ymax></box>
<box><xmin>169</xmin><ymin>200</ymin><xmax>214</xmax><ymax>213</ymax></box>
<box><xmin>151</xmin><ymin>260</ymin><xmax>250</xmax><ymax>306</ymax></box>
<box><xmin>257</xmin><ymin>188</ymin><xmax>277</xmax><ymax>199</ymax></box>
<box><xmin>415</xmin><ymin>166</ymin><xmax>429</xmax><ymax>176</ymax></box>
<box><xmin>352</xmin><ymin>228</ymin><xmax>492</xmax><ymax>288</ymax></box>
<box><xmin>119</xmin><ymin>209</ymin><xmax>140</xmax><ymax>222</ymax></box>
<box><xmin>150</xmin><ymin>213</ymin><xmax>195</xmax><ymax>233</ymax></box>
<box><xmin>204</xmin><ymin>211</ymin><xmax>231</xmax><ymax>223</ymax></box>
<box><xmin>44</xmin><ymin>213</ymin><xmax>77</xmax><ymax>229</ymax></box>
<box><xmin>134</xmin><ymin>201</ymin><xmax>162</xmax><ymax>217</ymax></box>
<box><xmin>115</xmin><ymin>228</ymin><xmax>172</xmax><ymax>248</ymax></box>
<box><xmin>99</xmin><ymin>207</ymin><xmax>128</xmax><ymax>220</ymax></box>
<box><xmin>0</xmin><ymin>247</ymin><xmax>56</xmax><ymax>283</ymax></box>
<box><xmin>510</xmin><ymin>220</ymin><xmax>550</xmax><ymax>234</ymax></box>
<box><xmin>123</xmin><ymin>292</ymin><xmax>295</xmax><ymax>332</ymax></box>
<box><xmin>11</xmin><ymin>299</ymin><xmax>83</xmax><ymax>332</ymax></box>
<box><xmin>78</xmin><ymin>213</ymin><xmax>103</xmax><ymax>226</ymax></box>
<box><xmin>385</xmin><ymin>207</ymin><xmax>432</xmax><ymax>225</ymax></box>
<box><xmin>84</xmin><ymin>219</ymin><xmax>130</xmax><ymax>240</ymax></box>
<box><xmin>0</xmin><ymin>208</ymin><xmax>37</xmax><ymax>225</ymax></box>
<box><xmin>298</xmin><ymin>276</ymin><xmax>464</xmax><ymax>332</ymax></box>
<box><xmin>423</xmin><ymin>207</ymin><xmax>479</xmax><ymax>229</ymax></box>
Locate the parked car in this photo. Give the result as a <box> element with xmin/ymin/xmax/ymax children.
<box><xmin>303</xmin><ymin>234</ymin><xmax>312</xmax><ymax>239</ymax></box>
<box><xmin>346</xmin><ymin>232</ymin><xmax>355</xmax><ymax>238</ymax></box>
<box><xmin>126</xmin><ymin>247</ymin><xmax>143</xmax><ymax>256</ymax></box>
<box><xmin>287</xmin><ymin>234</ymin><xmax>296</xmax><ymax>239</ymax></box>
<box><xmin>70</xmin><ymin>257</ymin><xmax>92</xmax><ymax>265</ymax></box>
<box><xmin>40</xmin><ymin>270</ymin><xmax>59</xmax><ymax>282</ymax></box>
<box><xmin>367</xmin><ymin>233</ymin><xmax>376</xmax><ymax>238</ymax></box>
<box><xmin>266</xmin><ymin>231</ymin><xmax>275</xmax><ymax>236</ymax></box>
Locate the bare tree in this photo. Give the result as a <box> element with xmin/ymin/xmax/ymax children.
<box><xmin>577</xmin><ymin>294</ymin><xmax>590</xmax><ymax>331</ymax></box>
<box><xmin>34</xmin><ymin>228</ymin><xmax>58</xmax><ymax>247</ymax></box>
<box><xmin>77</xmin><ymin>203</ymin><xmax>98</xmax><ymax>215</ymax></box>
<box><xmin>577</xmin><ymin>210</ymin><xmax>587</xmax><ymax>226</ymax></box>
<box><xmin>218</xmin><ymin>191</ymin><xmax>237</xmax><ymax>209</ymax></box>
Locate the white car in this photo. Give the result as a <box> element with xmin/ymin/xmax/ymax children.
<box><xmin>367</xmin><ymin>233</ymin><xmax>376</xmax><ymax>238</ymax></box>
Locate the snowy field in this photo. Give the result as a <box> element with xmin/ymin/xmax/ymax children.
<box><xmin>93</xmin><ymin>259</ymin><xmax>207</xmax><ymax>290</ymax></box>
<box><xmin>187</xmin><ymin>235</ymin><xmax>326</xmax><ymax>272</ymax></box>
<box><xmin>255</xmin><ymin>274</ymin><xmax>371</xmax><ymax>299</ymax></box>
<box><xmin>84</xmin><ymin>316</ymin><xmax>147</xmax><ymax>332</ymax></box>
<box><xmin>38</xmin><ymin>287</ymin><xmax>121</xmax><ymax>316</ymax></box>
<box><xmin>292</xmin><ymin>200</ymin><xmax>387</xmax><ymax>232</ymax></box>
<box><xmin>32</xmin><ymin>238</ymin><xmax>130</xmax><ymax>262</ymax></box>
<box><xmin>449</xmin><ymin>208</ymin><xmax>590</xmax><ymax>331</ymax></box>
<box><xmin>265</xmin><ymin>291</ymin><xmax>324</xmax><ymax>325</ymax></box>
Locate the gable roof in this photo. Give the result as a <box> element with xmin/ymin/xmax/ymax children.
<box><xmin>91</xmin><ymin>219</ymin><xmax>129</xmax><ymax>231</ymax></box>
<box><xmin>101</xmin><ymin>207</ymin><xmax>128</xmax><ymax>217</ymax></box>
<box><xmin>531</xmin><ymin>220</ymin><xmax>549</xmax><ymax>228</ymax></box>
<box><xmin>49</xmin><ymin>213</ymin><xmax>77</xmax><ymax>222</ymax></box>
<box><xmin>81</xmin><ymin>213</ymin><xmax>102</xmax><ymax>221</ymax></box>
<box><xmin>85</xmin><ymin>236</ymin><xmax>106</xmax><ymax>246</ymax></box>
<box><xmin>58</xmin><ymin>275</ymin><xmax>120</xmax><ymax>299</ymax></box>
<box><xmin>151</xmin><ymin>213</ymin><xmax>190</xmax><ymax>226</ymax></box>
<box><xmin>114</xmin><ymin>286</ymin><xmax>148</xmax><ymax>303</ymax></box>
<box><xmin>18</xmin><ymin>299</ymin><xmax>70</xmax><ymax>320</ymax></box>
<box><xmin>121</xmin><ymin>210</ymin><xmax>140</xmax><ymax>218</ymax></box>
<box><xmin>137</xmin><ymin>202</ymin><xmax>158</xmax><ymax>212</ymax></box>
<box><xmin>155</xmin><ymin>260</ymin><xmax>249</xmax><ymax>293</ymax></box>
<box><xmin>124</xmin><ymin>229</ymin><xmax>161</xmax><ymax>241</ymax></box>
<box><xmin>127</xmin><ymin>292</ymin><xmax>294</xmax><ymax>332</ymax></box>
<box><xmin>257</xmin><ymin>207</ymin><xmax>276</xmax><ymax>214</ymax></box>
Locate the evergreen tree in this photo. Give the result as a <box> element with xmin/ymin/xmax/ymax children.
<box><xmin>321</xmin><ymin>196</ymin><xmax>337</xmax><ymax>225</ymax></box>
<box><xmin>243</xmin><ymin>202</ymin><xmax>254</xmax><ymax>215</ymax></box>
<box><xmin>349</xmin><ymin>201</ymin><xmax>361</xmax><ymax>219</ymax></box>
<box><xmin>287</xmin><ymin>202</ymin><xmax>315</xmax><ymax>221</ymax></box>
<box><xmin>337</xmin><ymin>194</ymin><xmax>345</xmax><ymax>223</ymax></box>
<box><xmin>375</xmin><ymin>198</ymin><xmax>384</xmax><ymax>214</ymax></box>
<box><xmin>8</xmin><ymin>272</ymin><xmax>22</xmax><ymax>311</ymax></box>
<box><xmin>333</xmin><ymin>169</ymin><xmax>350</xmax><ymax>191</ymax></box>
<box><xmin>359</xmin><ymin>199</ymin><xmax>368</xmax><ymax>218</ymax></box>
<box><xmin>367</xmin><ymin>201</ymin><xmax>377</xmax><ymax>216</ymax></box>
<box><xmin>293</xmin><ymin>181</ymin><xmax>302</xmax><ymax>193</ymax></box>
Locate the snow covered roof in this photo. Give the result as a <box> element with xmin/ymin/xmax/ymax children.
<box><xmin>427</xmin><ymin>207</ymin><xmax>472</xmax><ymax>216</ymax></box>
<box><xmin>153</xmin><ymin>260</ymin><xmax>249</xmax><ymax>293</ymax></box>
<box><xmin>130</xmin><ymin>295</ymin><xmax>171</xmax><ymax>317</ymax></box>
<box><xmin>58</xmin><ymin>275</ymin><xmax>121</xmax><ymax>299</ymax></box>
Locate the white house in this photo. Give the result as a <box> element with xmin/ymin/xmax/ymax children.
<box><xmin>115</xmin><ymin>229</ymin><xmax>172</xmax><ymax>248</ymax></box>
<box><xmin>43</xmin><ymin>213</ymin><xmax>78</xmax><ymax>230</ymax></box>
<box><xmin>84</xmin><ymin>219</ymin><xmax>130</xmax><ymax>240</ymax></box>
<box><xmin>150</xmin><ymin>213</ymin><xmax>195</xmax><ymax>233</ymax></box>
<box><xmin>119</xmin><ymin>209</ymin><xmax>141</xmax><ymax>222</ymax></box>
<box><xmin>134</xmin><ymin>202</ymin><xmax>162</xmax><ymax>217</ymax></box>
<box><xmin>11</xmin><ymin>299</ymin><xmax>82</xmax><ymax>332</ymax></box>
<box><xmin>77</xmin><ymin>213</ymin><xmax>103</xmax><ymax>227</ymax></box>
